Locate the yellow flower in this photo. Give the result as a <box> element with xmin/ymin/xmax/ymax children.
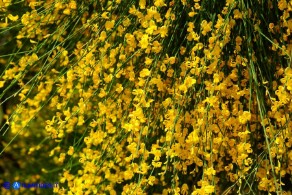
<box><xmin>124</xmin><ymin>169</ymin><xmax>134</xmax><ymax>180</ymax></box>
<box><xmin>139</xmin><ymin>34</ymin><xmax>149</xmax><ymax>49</ymax></box>
<box><xmin>0</xmin><ymin>22</ymin><xmax>8</xmax><ymax>28</ymax></box>
<box><xmin>224</xmin><ymin>163</ymin><xmax>233</xmax><ymax>172</ymax></box>
<box><xmin>7</xmin><ymin>14</ymin><xmax>18</xmax><ymax>21</ymax></box>
<box><xmin>194</xmin><ymin>3</ymin><xmax>201</xmax><ymax>9</ymax></box>
<box><xmin>179</xmin><ymin>84</ymin><xmax>188</xmax><ymax>93</ymax></box>
<box><xmin>203</xmin><ymin>185</ymin><xmax>215</xmax><ymax>194</ymax></box>
<box><xmin>30</xmin><ymin>53</ymin><xmax>39</xmax><ymax>63</ymax></box>
<box><xmin>181</xmin><ymin>184</ymin><xmax>189</xmax><ymax>195</ymax></box>
<box><xmin>152</xmin><ymin>40</ymin><xmax>162</xmax><ymax>53</ymax></box>
<box><xmin>69</xmin><ymin>1</ymin><xmax>77</xmax><ymax>9</ymax></box>
<box><xmin>184</xmin><ymin>76</ymin><xmax>196</xmax><ymax>88</ymax></box>
<box><xmin>239</xmin><ymin>111</ymin><xmax>251</xmax><ymax>124</ymax></box>
<box><xmin>244</xmin><ymin>143</ymin><xmax>253</xmax><ymax>153</ymax></box>
<box><xmin>152</xmin><ymin>161</ymin><xmax>162</xmax><ymax>168</ymax></box>
<box><xmin>67</xmin><ymin>146</ymin><xmax>74</xmax><ymax>155</ymax></box>
<box><xmin>105</xmin><ymin>20</ymin><xmax>115</xmax><ymax>31</ymax></box>
<box><xmin>159</xmin><ymin>26</ymin><xmax>168</xmax><ymax>38</ymax></box>
<box><xmin>21</xmin><ymin>12</ymin><xmax>30</xmax><ymax>25</ymax></box>
<box><xmin>0</xmin><ymin>81</ymin><xmax>5</xmax><ymax>88</ymax></box>
<box><xmin>278</xmin><ymin>0</ymin><xmax>287</xmax><ymax>10</ymax></box>
<box><xmin>189</xmin><ymin>11</ymin><xmax>197</xmax><ymax>17</ymax></box>
<box><xmin>63</xmin><ymin>8</ymin><xmax>71</xmax><ymax>15</ymax></box>
<box><xmin>145</xmin><ymin>57</ymin><xmax>153</xmax><ymax>66</ymax></box>
<box><xmin>154</xmin><ymin>0</ymin><xmax>166</xmax><ymax>7</ymax></box>
<box><xmin>205</xmin><ymin>167</ymin><xmax>216</xmax><ymax>176</ymax></box>
<box><xmin>55</xmin><ymin>2</ymin><xmax>64</xmax><ymax>10</ymax></box>
<box><xmin>201</xmin><ymin>20</ymin><xmax>212</xmax><ymax>36</ymax></box>
<box><xmin>58</xmin><ymin>153</ymin><xmax>66</xmax><ymax>164</ymax></box>
<box><xmin>104</xmin><ymin>73</ymin><xmax>113</xmax><ymax>83</ymax></box>
<box><xmin>169</xmin><ymin>56</ymin><xmax>176</xmax><ymax>64</ymax></box>
<box><xmin>146</xmin><ymin>20</ymin><xmax>157</xmax><ymax>35</ymax></box>
<box><xmin>148</xmin><ymin>176</ymin><xmax>156</xmax><ymax>186</ymax></box>
<box><xmin>99</xmin><ymin>31</ymin><xmax>107</xmax><ymax>41</ymax></box>
<box><xmin>160</xmin><ymin>64</ymin><xmax>166</xmax><ymax>72</ymax></box>
<box><xmin>139</xmin><ymin>0</ymin><xmax>146</xmax><ymax>9</ymax></box>
<box><xmin>140</xmin><ymin>68</ymin><xmax>151</xmax><ymax>78</ymax></box>
<box><xmin>187</xmin><ymin>31</ymin><xmax>200</xmax><ymax>41</ymax></box>
<box><xmin>167</xmin><ymin>68</ymin><xmax>174</xmax><ymax>77</ymax></box>
<box><xmin>213</xmin><ymin>73</ymin><xmax>220</xmax><ymax>83</ymax></box>
<box><xmin>115</xmin><ymin>83</ymin><xmax>123</xmax><ymax>93</ymax></box>
<box><xmin>233</xmin><ymin>9</ymin><xmax>242</xmax><ymax>19</ymax></box>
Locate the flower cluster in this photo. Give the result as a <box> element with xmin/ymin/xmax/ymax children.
<box><xmin>0</xmin><ymin>0</ymin><xmax>292</xmax><ymax>194</ymax></box>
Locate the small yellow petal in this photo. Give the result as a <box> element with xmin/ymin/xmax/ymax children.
<box><xmin>63</xmin><ymin>8</ymin><xmax>71</xmax><ymax>15</ymax></box>
<box><xmin>0</xmin><ymin>23</ymin><xmax>8</xmax><ymax>28</ymax></box>
<box><xmin>8</xmin><ymin>14</ymin><xmax>19</xmax><ymax>21</ymax></box>
<box><xmin>0</xmin><ymin>81</ymin><xmax>5</xmax><ymax>88</ymax></box>
<box><xmin>30</xmin><ymin>39</ymin><xmax>37</xmax><ymax>44</ymax></box>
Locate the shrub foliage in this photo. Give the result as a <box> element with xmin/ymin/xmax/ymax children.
<box><xmin>0</xmin><ymin>0</ymin><xmax>292</xmax><ymax>194</ymax></box>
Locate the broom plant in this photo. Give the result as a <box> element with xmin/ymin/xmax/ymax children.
<box><xmin>0</xmin><ymin>0</ymin><xmax>291</xmax><ymax>194</ymax></box>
